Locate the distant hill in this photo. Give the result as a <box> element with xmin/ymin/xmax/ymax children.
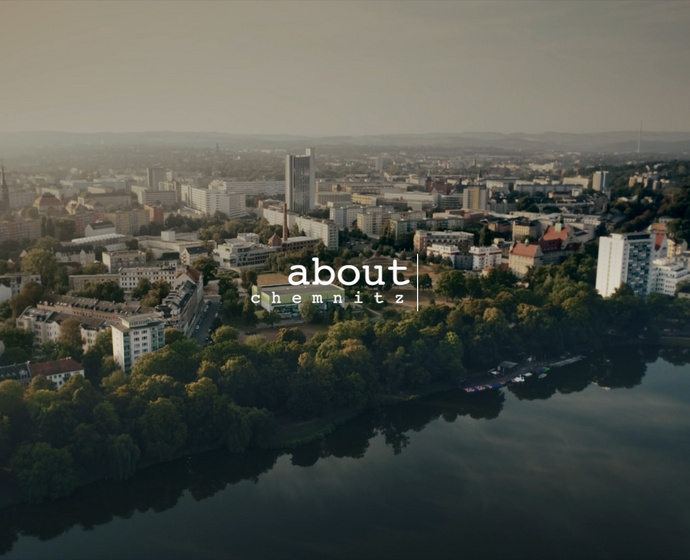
<box><xmin>1</xmin><ymin>130</ymin><xmax>690</xmax><ymax>154</ymax></box>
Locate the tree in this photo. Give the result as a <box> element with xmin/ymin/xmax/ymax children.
<box><xmin>58</xmin><ymin>317</ymin><xmax>83</xmax><ymax>348</ymax></box>
<box><xmin>240</xmin><ymin>269</ymin><xmax>258</xmax><ymax>291</ymax></box>
<box><xmin>262</xmin><ymin>310</ymin><xmax>281</xmax><ymax>327</ymax></box>
<box><xmin>434</xmin><ymin>270</ymin><xmax>467</xmax><ymax>300</ymax></box>
<box><xmin>10</xmin><ymin>442</ymin><xmax>79</xmax><ymax>503</ymax></box>
<box><xmin>77</xmin><ymin>280</ymin><xmax>124</xmax><ymax>303</ymax></box>
<box><xmin>131</xmin><ymin>278</ymin><xmax>153</xmax><ymax>300</ymax></box>
<box><xmin>106</xmin><ymin>434</ymin><xmax>140</xmax><ymax>481</ymax></box>
<box><xmin>299</xmin><ymin>301</ymin><xmax>319</xmax><ymax>323</ymax></box>
<box><xmin>164</xmin><ymin>328</ymin><xmax>185</xmax><ymax>345</ymax></box>
<box><xmin>212</xmin><ymin>325</ymin><xmax>239</xmax><ymax>344</ymax></box>
<box><xmin>139</xmin><ymin>398</ymin><xmax>188</xmax><ymax>462</ymax></box>
<box><xmin>22</xmin><ymin>249</ymin><xmax>58</xmax><ymax>289</ymax></box>
<box><xmin>478</xmin><ymin>226</ymin><xmax>493</xmax><ymax>247</ymax></box>
<box><xmin>241</xmin><ymin>296</ymin><xmax>258</xmax><ymax>327</ymax></box>
<box><xmin>275</xmin><ymin>327</ymin><xmax>306</xmax><ymax>344</ymax></box>
<box><xmin>9</xmin><ymin>280</ymin><xmax>45</xmax><ymax>319</ymax></box>
<box><xmin>81</xmin><ymin>262</ymin><xmax>108</xmax><ymax>275</ymax></box>
<box><xmin>193</xmin><ymin>257</ymin><xmax>217</xmax><ymax>285</ymax></box>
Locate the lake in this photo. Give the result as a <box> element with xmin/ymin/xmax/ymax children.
<box><xmin>1</xmin><ymin>345</ymin><xmax>690</xmax><ymax>559</ymax></box>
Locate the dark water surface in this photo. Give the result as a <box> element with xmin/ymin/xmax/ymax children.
<box><xmin>2</xmin><ymin>346</ymin><xmax>690</xmax><ymax>560</ymax></box>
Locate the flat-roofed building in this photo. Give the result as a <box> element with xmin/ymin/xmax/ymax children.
<box><xmin>251</xmin><ymin>283</ymin><xmax>345</xmax><ymax>316</ymax></box>
<box><xmin>112</xmin><ymin>314</ymin><xmax>165</xmax><ymax>372</ymax></box>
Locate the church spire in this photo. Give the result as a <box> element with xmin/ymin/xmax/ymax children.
<box><xmin>0</xmin><ymin>164</ymin><xmax>10</xmax><ymax>214</ymax></box>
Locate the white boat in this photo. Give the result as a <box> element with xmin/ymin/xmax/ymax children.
<box><xmin>512</xmin><ymin>375</ymin><xmax>525</xmax><ymax>383</ymax></box>
<box><xmin>538</xmin><ymin>373</ymin><xmax>548</xmax><ymax>379</ymax></box>
<box><xmin>523</xmin><ymin>372</ymin><xmax>533</xmax><ymax>378</ymax></box>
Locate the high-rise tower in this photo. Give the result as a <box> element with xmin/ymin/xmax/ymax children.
<box><xmin>285</xmin><ymin>148</ymin><xmax>315</xmax><ymax>214</ymax></box>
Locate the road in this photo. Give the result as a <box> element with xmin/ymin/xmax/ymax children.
<box><xmin>192</xmin><ymin>295</ymin><xmax>221</xmax><ymax>345</ymax></box>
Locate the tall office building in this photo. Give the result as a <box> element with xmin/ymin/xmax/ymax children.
<box><xmin>147</xmin><ymin>167</ymin><xmax>167</xmax><ymax>192</ymax></box>
<box><xmin>595</xmin><ymin>232</ymin><xmax>653</xmax><ymax>298</ymax></box>
<box><xmin>462</xmin><ymin>186</ymin><xmax>488</xmax><ymax>211</ymax></box>
<box><xmin>592</xmin><ymin>171</ymin><xmax>610</xmax><ymax>194</ymax></box>
<box><xmin>286</xmin><ymin>148</ymin><xmax>315</xmax><ymax>213</ymax></box>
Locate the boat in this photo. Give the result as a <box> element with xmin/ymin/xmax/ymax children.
<box><xmin>512</xmin><ymin>375</ymin><xmax>525</xmax><ymax>383</ymax></box>
<box><xmin>523</xmin><ymin>372</ymin><xmax>533</xmax><ymax>378</ymax></box>
<box><xmin>538</xmin><ymin>373</ymin><xmax>548</xmax><ymax>379</ymax></box>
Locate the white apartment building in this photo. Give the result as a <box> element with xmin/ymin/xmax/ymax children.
<box><xmin>649</xmin><ymin>259</ymin><xmax>690</xmax><ymax>296</ymax></box>
<box><xmin>119</xmin><ymin>266</ymin><xmax>179</xmax><ymax>293</ymax></box>
<box><xmin>214</xmin><ymin>180</ymin><xmax>285</xmax><ymax>196</ymax></box>
<box><xmin>596</xmin><ymin>233</ymin><xmax>653</xmax><ymax>298</ymax></box>
<box><xmin>469</xmin><ymin>245</ymin><xmax>504</xmax><ymax>271</ymax></box>
<box><xmin>261</xmin><ymin>205</ymin><xmax>338</xmax><ymax>249</ymax></box>
<box><xmin>286</xmin><ymin>148</ymin><xmax>315</xmax><ymax>213</ymax></box>
<box><xmin>213</xmin><ymin>238</ymin><xmax>278</xmax><ymax>270</ymax></box>
<box><xmin>181</xmin><ymin>184</ymin><xmax>246</xmax><ymax>218</ymax></box>
<box><xmin>111</xmin><ymin>314</ymin><xmax>165</xmax><ymax>372</ymax></box>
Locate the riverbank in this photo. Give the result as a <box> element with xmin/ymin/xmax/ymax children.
<box><xmin>0</xmin><ymin>339</ymin><xmax>650</xmax><ymax>511</ymax></box>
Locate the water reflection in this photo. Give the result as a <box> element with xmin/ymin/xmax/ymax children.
<box><xmin>0</xmin><ymin>345</ymin><xmax>687</xmax><ymax>556</ymax></box>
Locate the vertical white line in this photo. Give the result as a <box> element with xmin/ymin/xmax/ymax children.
<box><xmin>416</xmin><ymin>253</ymin><xmax>419</xmax><ymax>311</ymax></box>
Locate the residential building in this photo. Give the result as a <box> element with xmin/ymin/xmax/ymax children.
<box><xmin>54</xmin><ymin>245</ymin><xmax>96</xmax><ymax>267</ymax></box>
<box><xmin>592</xmin><ymin>171</ymin><xmax>610</xmax><ymax>194</ymax></box>
<box><xmin>512</xmin><ymin>218</ymin><xmax>541</xmax><ymax>242</ymax></box>
<box><xmin>29</xmin><ymin>358</ymin><xmax>84</xmax><ymax>389</ymax></box>
<box><xmin>156</xmin><ymin>267</ymin><xmax>204</xmax><ymax>337</ymax></box>
<box><xmin>0</xmin><ymin>220</ymin><xmax>41</xmax><ymax>243</ymax></box>
<box><xmin>462</xmin><ymin>187</ymin><xmax>488</xmax><ymax>211</ymax></box>
<box><xmin>649</xmin><ymin>259</ymin><xmax>690</xmax><ymax>297</ymax></box>
<box><xmin>85</xmin><ymin>221</ymin><xmax>116</xmax><ymax>237</ymax></box>
<box><xmin>329</xmin><ymin>205</ymin><xmax>362</xmax><ymax>229</ymax></box>
<box><xmin>106</xmin><ymin>208</ymin><xmax>150</xmax><ymax>236</ymax></box>
<box><xmin>286</xmin><ymin>148</ymin><xmax>315</xmax><ymax>213</ymax></box>
<box><xmin>538</xmin><ymin>222</ymin><xmax>582</xmax><ymax>265</ymax></box>
<box><xmin>0</xmin><ymin>358</ymin><xmax>84</xmax><ymax>389</ymax></box>
<box><xmin>261</xmin><ymin>205</ymin><xmax>338</xmax><ymax>249</ymax></box>
<box><xmin>181</xmin><ymin>185</ymin><xmax>246</xmax><ymax>218</ymax></box>
<box><xmin>509</xmin><ymin>241</ymin><xmax>544</xmax><ymax>278</ymax></box>
<box><xmin>103</xmin><ymin>250</ymin><xmax>148</xmax><ymax>272</ymax></box>
<box><xmin>469</xmin><ymin>245</ymin><xmax>503</xmax><ymax>271</ymax></box>
<box><xmin>595</xmin><ymin>232</ymin><xmax>653</xmax><ymax>298</ymax></box>
<box><xmin>0</xmin><ymin>273</ymin><xmax>41</xmax><ymax>304</ymax></box>
<box><xmin>145</xmin><ymin>204</ymin><xmax>166</xmax><ymax>225</ymax></box>
<box><xmin>414</xmin><ymin>230</ymin><xmax>474</xmax><ymax>253</ymax></box>
<box><xmin>16</xmin><ymin>307</ymin><xmax>111</xmax><ymax>351</ymax></box>
<box><xmin>181</xmin><ymin>245</ymin><xmax>209</xmax><ymax>266</ymax></box>
<box><xmin>112</xmin><ymin>314</ymin><xmax>165</xmax><ymax>372</ymax></box>
<box><xmin>118</xmin><ymin>266</ymin><xmax>179</xmax><ymax>293</ymax></box>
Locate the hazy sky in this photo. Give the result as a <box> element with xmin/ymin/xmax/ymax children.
<box><xmin>1</xmin><ymin>0</ymin><xmax>689</xmax><ymax>136</ymax></box>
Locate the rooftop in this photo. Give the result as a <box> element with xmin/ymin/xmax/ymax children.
<box><xmin>29</xmin><ymin>358</ymin><xmax>83</xmax><ymax>378</ymax></box>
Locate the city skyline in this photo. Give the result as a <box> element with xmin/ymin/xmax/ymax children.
<box><xmin>1</xmin><ymin>1</ymin><xmax>690</xmax><ymax>136</ymax></box>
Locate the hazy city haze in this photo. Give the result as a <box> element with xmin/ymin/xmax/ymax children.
<box><xmin>2</xmin><ymin>0</ymin><xmax>689</xmax><ymax>135</ymax></box>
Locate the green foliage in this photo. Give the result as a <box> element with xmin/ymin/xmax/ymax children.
<box><xmin>22</xmin><ymin>248</ymin><xmax>58</xmax><ymax>289</ymax></box>
<box><xmin>139</xmin><ymin>398</ymin><xmax>188</xmax><ymax>462</ymax></box>
<box><xmin>9</xmin><ymin>280</ymin><xmax>45</xmax><ymax>318</ymax></box>
<box><xmin>11</xmin><ymin>442</ymin><xmax>79</xmax><ymax>504</ymax></box>
<box><xmin>77</xmin><ymin>280</ymin><xmax>125</xmax><ymax>303</ymax></box>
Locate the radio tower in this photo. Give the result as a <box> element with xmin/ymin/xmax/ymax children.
<box><xmin>637</xmin><ymin>120</ymin><xmax>642</xmax><ymax>154</ymax></box>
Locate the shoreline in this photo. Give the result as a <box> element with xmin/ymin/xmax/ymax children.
<box><xmin>0</xmin><ymin>338</ymin><xmax>678</xmax><ymax>511</ymax></box>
